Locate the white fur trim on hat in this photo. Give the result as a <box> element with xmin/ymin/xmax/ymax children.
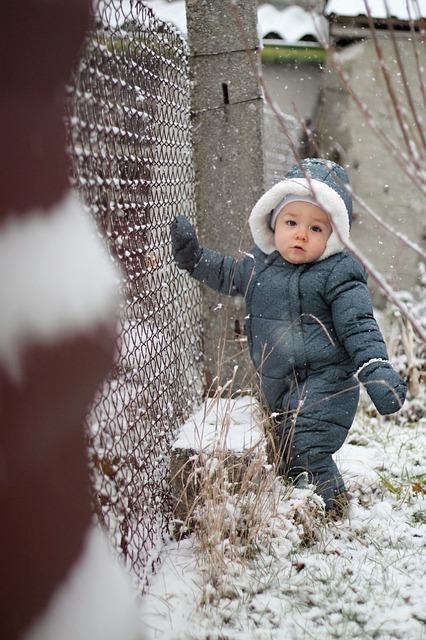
<box><xmin>248</xmin><ymin>177</ymin><xmax>350</xmax><ymax>261</ymax></box>
<box><xmin>270</xmin><ymin>195</ymin><xmax>321</xmax><ymax>230</ymax></box>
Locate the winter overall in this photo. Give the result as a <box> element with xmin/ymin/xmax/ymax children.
<box><xmin>171</xmin><ymin>159</ymin><xmax>407</xmax><ymax>509</ymax></box>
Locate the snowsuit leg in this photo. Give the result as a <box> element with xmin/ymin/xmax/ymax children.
<box><xmin>278</xmin><ymin>420</ymin><xmax>348</xmax><ymax>510</ymax></box>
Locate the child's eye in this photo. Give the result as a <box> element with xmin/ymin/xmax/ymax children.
<box><xmin>285</xmin><ymin>220</ymin><xmax>297</xmax><ymax>227</ymax></box>
<box><xmin>311</xmin><ymin>225</ymin><xmax>322</xmax><ymax>233</ymax></box>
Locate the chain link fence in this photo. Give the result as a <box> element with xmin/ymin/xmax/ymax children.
<box><xmin>67</xmin><ymin>0</ymin><xmax>203</xmax><ymax>585</ymax></box>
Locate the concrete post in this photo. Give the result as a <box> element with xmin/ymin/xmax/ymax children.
<box><xmin>186</xmin><ymin>0</ymin><xmax>264</xmax><ymax>392</ymax></box>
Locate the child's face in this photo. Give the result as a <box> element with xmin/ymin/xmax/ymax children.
<box><xmin>274</xmin><ymin>201</ymin><xmax>332</xmax><ymax>264</ymax></box>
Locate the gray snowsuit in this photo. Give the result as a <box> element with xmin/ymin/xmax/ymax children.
<box><xmin>171</xmin><ymin>159</ymin><xmax>407</xmax><ymax>509</ymax></box>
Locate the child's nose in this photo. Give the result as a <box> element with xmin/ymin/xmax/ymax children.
<box><xmin>295</xmin><ymin>226</ymin><xmax>308</xmax><ymax>240</ymax></box>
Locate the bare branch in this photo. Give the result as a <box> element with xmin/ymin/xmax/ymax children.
<box><xmin>323</xmin><ymin>200</ymin><xmax>426</xmax><ymax>343</ymax></box>
<box><xmin>364</xmin><ymin>1</ymin><xmax>422</xmax><ymax>168</ymax></box>
<box><xmin>383</xmin><ymin>0</ymin><xmax>426</xmax><ymax>154</ymax></box>
<box><xmin>327</xmin><ymin>45</ymin><xmax>426</xmax><ymax>197</ymax></box>
<box><xmin>406</xmin><ymin>0</ymin><xmax>426</xmax><ymax>113</ymax></box>
<box><xmin>293</xmin><ymin>95</ymin><xmax>426</xmax><ymax>263</ymax></box>
<box><xmin>352</xmin><ymin>192</ymin><xmax>426</xmax><ymax>261</ymax></box>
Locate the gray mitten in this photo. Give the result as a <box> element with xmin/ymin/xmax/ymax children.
<box><xmin>171</xmin><ymin>215</ymin><xmax>202</xmax><ymax>273</ymax></box>
<box><xmin>358</xmin><ymin>361</ymin><xmax>407</xmax><ymax>415</ymax></box>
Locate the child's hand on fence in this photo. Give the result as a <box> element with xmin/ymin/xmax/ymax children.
<box><xmin>171</xmin><ymin>215</ymin><xmax>202</xmax><ymax>273</ymax></box>
<box><xmin>358</xmin><ymin>361</ymin><xmax>407</xmax><ymax>415</ymax></box>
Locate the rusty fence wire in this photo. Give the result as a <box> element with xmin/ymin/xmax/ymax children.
<box><xmin>66</xmin><ymin>0</ymin><xmax>203</xmax><ymax>584</ymax></box>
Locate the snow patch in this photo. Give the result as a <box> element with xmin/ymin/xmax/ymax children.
<box><xmin>138</xmin><ymin>538</ymin><xmax>200</xmax><ymax>639</ymax></box>
<box><xmin>173</xmin><ymin>395</ymin><xmax>264</xmax><ymax>453</ymax></box>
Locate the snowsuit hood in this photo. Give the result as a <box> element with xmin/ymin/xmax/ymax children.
<box><xmin>249</xmin><ymin>158</ymin><xmax>352</xmax><ymax>261</ymax></box>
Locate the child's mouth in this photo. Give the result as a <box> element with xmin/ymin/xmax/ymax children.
<box><xmin>291</xmin><ymin>245</ymin><xmax>305</xmax><ymax>252</ymax></box>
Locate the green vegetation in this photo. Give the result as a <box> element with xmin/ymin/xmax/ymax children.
<box><xmin>378</xmin><ymin>470</ymin><xmax>426</xmax><ymax>502</ymax></box>
<box><xmin>261</xmin><ymin>43</ymin><xmax>326</xmax><ymax>65</ymax></box>
<box><xmin>412</xmin><ymin>510</ymin><xmax>426</xmax><ymax>524</ymax></box>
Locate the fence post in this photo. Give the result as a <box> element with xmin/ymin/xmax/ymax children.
<box><xmin>186</xmin><ymin>0</ymin><xmax>264</xmax><ymax>391</ymax></box>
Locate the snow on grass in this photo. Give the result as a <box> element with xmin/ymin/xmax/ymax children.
<box><xmin>139</xmin><ymin>398</ymin><xmax>426</xmax><ymax>640</ymax></box>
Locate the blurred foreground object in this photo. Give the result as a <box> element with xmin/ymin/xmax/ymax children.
<box><xmin>0</xmin><ymin>3</ymin><xmax>139</xmax><ymax>639</ymax></box>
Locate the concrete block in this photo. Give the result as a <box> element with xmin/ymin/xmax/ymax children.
<box><xmin>169</xmin><ymin>396</ymin><xmax>266</xmax><ymax>536</ymax></box>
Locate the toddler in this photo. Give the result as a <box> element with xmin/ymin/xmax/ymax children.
<box><xmin>171</xmin><ymin>158</ymin><xmax>407</xmax><ymax>511</ymax></box>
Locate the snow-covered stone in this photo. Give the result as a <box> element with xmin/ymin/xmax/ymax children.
<box><xmin>170</xmin><ymin>396</ymin><xmax>266</xmax><ymax>533</ymax></box>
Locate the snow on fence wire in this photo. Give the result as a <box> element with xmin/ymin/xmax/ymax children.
<box><xmin>66</xmin><ymin>0</ymin><xmax>203</xmax><ymax>585</ymax></box>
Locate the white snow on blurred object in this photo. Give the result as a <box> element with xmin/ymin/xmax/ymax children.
<box><xmin>22</xmin><ymin>526</ymin><xmax>142</xmax><ymax>640</ymax></box>
<box><xmin>325</xmin><ymin>0</ymin><xmax>426</xmax><ymax>19</ymax></box>
<box><xmin>173</xmin><ymin>395</ymin><xmax>264</xmax><ymax>453</ymax></box>
<box><xmin>0</xmin><ymin>190</ymin><xmax>121</xmax><ymax>376</ymax></box>
<box><xmin>258</xmin><ymin>5</ymin><xmax>328</xmax><ymax>43</ymax></box>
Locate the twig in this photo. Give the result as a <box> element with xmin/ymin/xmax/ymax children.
<box><xmin>327</xmin><ymin>45</ymin><xmax>426</xmax><ymax>197</ymax></box>
<box><xmin>293</xmin><ymin>99</ymin><xmax>426</xmax><ymax>262</ymax></box>
<box><xmin>340</xmin><ymin>235</ymin><xmax>426</xmax><ymax>343</ymax></box>
<box><xmin>406</xmin><ymin>0</ymin><xmax>426</xmax><ymax>113</ymax></box>
<box><xmin>352</xmin><ymin>192</ymin><xmax>426</xmax><ymax>261</ymax></box>
<box><xmin>384</xmin><ymin>0</ymin><xmax>426</xmax><ymax>154</ymax></box>
<box><xmin>364</xmin><ymin>0</ymin><xmax>420</xmax><ymax>167</ymax></box>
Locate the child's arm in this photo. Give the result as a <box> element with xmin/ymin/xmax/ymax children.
<box><xmin>171</xmin><ymin>215</ymin><xmax>249</xmax><ymax>297</ymax></box>
<box><xmin>325</xmin><ymin>255</ymin><xmax>407</xmax><ymax>415</ymax></box>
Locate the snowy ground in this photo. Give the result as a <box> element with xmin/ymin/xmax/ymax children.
<box><xmin>139</xmin><ymin>396</ymin><xmax>426</xmax><ymax>640</ymax></box>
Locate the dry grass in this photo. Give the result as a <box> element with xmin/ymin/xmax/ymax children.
<box><xmin>169</xmin><ymin>387</ymin><xmax>325</xmax><ymax>603</ymax></box>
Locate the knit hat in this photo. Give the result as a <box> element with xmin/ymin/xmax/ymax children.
<box><xmin>270</xmin><ymin>195</ymin><xmax>323</xmax><ymax>230</ymax></box>
<box><xmin>249</xmin><ymin>158</ymin><xmax>353</xmax><ymax>262</ymax></box>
